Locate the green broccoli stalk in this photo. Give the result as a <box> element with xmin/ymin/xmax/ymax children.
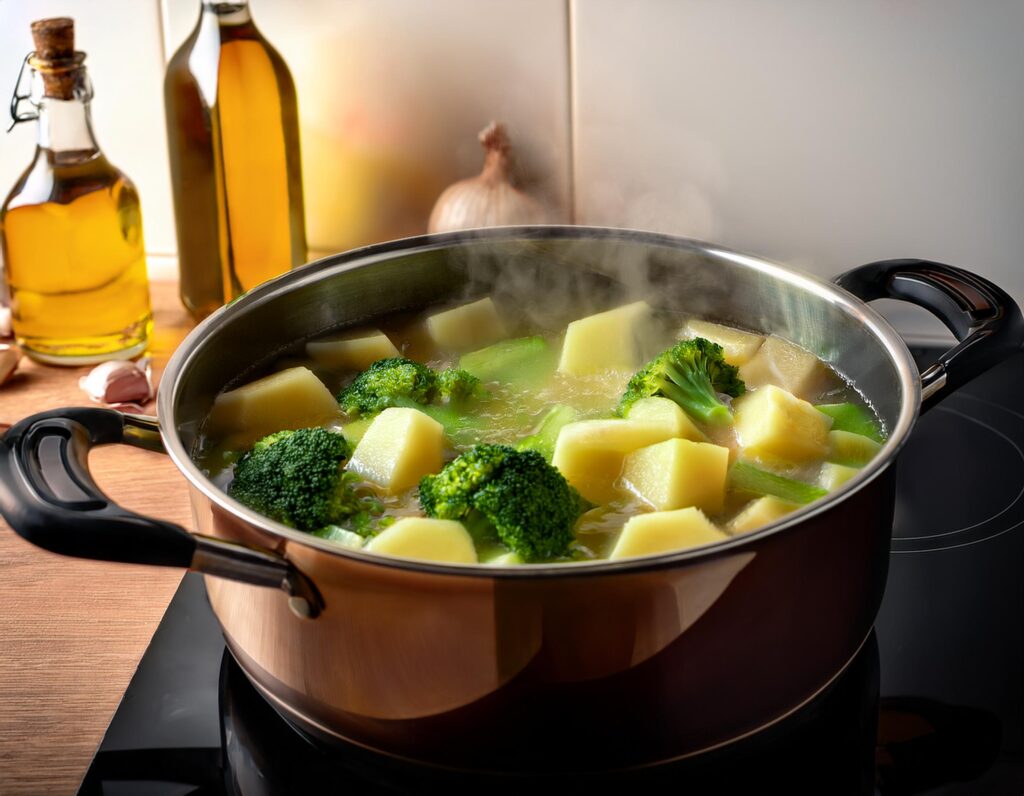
<box><xmin>228</xmin><ymin>427</ymin><xmax>384</xmax><ymax>532</ymax></box>
<box><xmin>458</xmin><ymin>335</ymin><xmax>556</xmax><ymax>386</ymax></box>
<box><xmin>728</xmin><ymin>460</ymin><xmax>827</xmax><ymax>505</ymax></box>
<box><xmin>616</xmin><ymin>337</ymin><xmax>745</xmax><ymax>425</ymax></box>
<box><xmin>337</xmin><ymin>357</ymin><xmax>437</xmax><ymax>416</ymax></box>
<box><xmin>516</xmin><ymin>405</ymin><xmax>578</xmax><ymax>462</ymax></box>
<box><xmin>419</xmin><ymin>444</ymin><xmax>582</xmax><ymax>561</ymax></box>
<box><xmin>816</xmin><ymin>403</ymin><xmax>884</xmax><ymax>443</ymax></box>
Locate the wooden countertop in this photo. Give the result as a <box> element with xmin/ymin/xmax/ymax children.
<box><xmin>0</xmin><ymin>281</ymin><xmax>194</xmax><ymax>795</ymax></box>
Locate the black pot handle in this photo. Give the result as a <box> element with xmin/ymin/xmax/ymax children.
<box><xmin>834</xmin><ymin>259</ymin><xmax>1024</xmax><ymax>409</ymax></box>
<box><xmin>0</xmin><ymin>407</ymin><xmax>322</xmax><ymax>618</ymax></box>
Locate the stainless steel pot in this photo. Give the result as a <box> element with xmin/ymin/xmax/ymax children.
<box><xmin>2</xmin><ymin>227</ymin><xmax>1021</xmax><ymax>770</ymax></box>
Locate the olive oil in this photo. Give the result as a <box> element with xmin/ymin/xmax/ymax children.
<box><xmin>1</xmin><ymin>18</ymin><xmax>151</xmax><ymax>364</ymax></box>
<box><xmin>165</xmin><ymin>0</ymin><xmax>306</xmax><ymax>319</ymax></box>
<box><xmin>2</xmin><ymin>155</ymin><xmax>151</xmax><ymax>362</ymax></box>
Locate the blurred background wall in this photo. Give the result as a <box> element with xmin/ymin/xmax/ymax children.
<box><xmin>2</xmin><ymin>0</ymin><xmax>1022</xmax><ymax>333</ymax></box>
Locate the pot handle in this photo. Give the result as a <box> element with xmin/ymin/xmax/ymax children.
<box><xmin>0</xmin><ymin>407</ymin><xmax>323</xmax><ymax>618</ymax></box>
<box><xmin>834</xmin><ymin>259</ymin><xmax>1024</xmax><ymax>408</ymax></box>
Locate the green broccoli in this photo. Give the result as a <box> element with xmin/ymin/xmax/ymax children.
<box><xmin>228</xmin><ymin>427</ymin><xmax>384</xmax><ymax>532</ymax></box>
<box><xmin>337</xmin><ymin>357</ymin><xmax>437</xmax><ymax>416</ymax></box>
<box><xmin>419</xmin><ymin>444</ymin><xmax>582</xmax><ymax>561</ymax></box>
<box><xmin>458</xmin><ymin>335</ymin><xmax>556</xmax><ymax>386</ymax></box>
<box><xmin>516</xmin><ymin>405</ymin><xmax>578</xmax><ymax>462</ymax></box>
<box><xmin>616</xmin><ymin>337</ymin><xmax>745</xmax><ymax>425</ymax></box>
<box><xmin>728</xmin><ymin>460</ymin><xmax>827</xmax><ymax>505</ymax></box>
<box><xmin>816</xmin><ymin>402</ymin><xmax>884</xmax><ymax>443</ymax></box>
<box><xmin>436</xmin><ymin>368</ymin><xmax>482</xmax><ymax>402</ymax></box>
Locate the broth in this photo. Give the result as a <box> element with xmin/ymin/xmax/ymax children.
<box><xmin>195</xmin><ymin>296</ymin><xmax>882</xmax><ymax>565</ymax></box>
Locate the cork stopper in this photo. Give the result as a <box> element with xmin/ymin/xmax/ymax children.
<box><xmin>29</xmin><ymin>17</ymin><xmax>83</xmax><ymax>100</ymax></box>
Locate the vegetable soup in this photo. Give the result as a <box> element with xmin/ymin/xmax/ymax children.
<box><xmin>195</xmin><ymin>296</ymin><xmax>885</xmax><ymax>565</ymax></box>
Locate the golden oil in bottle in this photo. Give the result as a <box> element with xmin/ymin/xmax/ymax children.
<box><xmin>1</xmin><ymin>18</ymin><xmax>151</xmax><ymax>364</ymax></box>
<box><xmin>165</xmin><ymin>0</ymin><xmax>306</xmax><ymax>319</ymax></box>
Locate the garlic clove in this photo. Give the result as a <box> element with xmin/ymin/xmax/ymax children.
<box><xmin>428</xmin><ymin>122</ymin><xmax>550</xmax><ymax>234</ymax></box>
<box><xmin>0</xmin><ymin>306</ymin><xmax>11</xmax><ymax>339</ymax></box>
<box><xmin>79</xmin><ymin>358</ymin><xmax>153</xmax><ymax>406</ymax></box>
<box><xmin>0</xmin><ymin>343</ymin><xmax>22</xmax><ymax>387</ymax></box>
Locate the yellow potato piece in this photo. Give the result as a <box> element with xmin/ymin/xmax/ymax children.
<box><xmin>734</xmin><ymin>385</ymin><xmax>832</xmax><ymax>463</ymax></box>
<box><xmin>609</xmin><ymin>507</ymin><xmax>726</xmax><ymax>560</ymax></box>
<box><xmin>347</xmin><ymin>407</ymin><xmax>444</xmax><ymax>494</ymax></box>
<box><xmin>558</xmin><ymin>301</ymin><xmax>653</xmax><ymax>375</ymax></box>
<box><xmin>552</xmin><ymin>418</ymin><xmax>678</xmax><ymax>504</ymax></box>
<box><xmin>729</xmin><ymin>496</ymin><xmax>800</xmax><ymax>534</ymax></box>
<box><xmin>306</xmin><ymin>330</ymin><xmax>400</xmax><ymax>371</ymax></box>
<box><xmin>682</xmin><ymin>320</ymin><xmax>764</xmax><ymax>366</ymax></box>
<box><xmin>624</xmin><ymin>397</ymin><xmax>705</xmax><ymax>442</ymax></box>
<box><xmin>622</xmin><ymin>438</ymin><xmax>730</xmax><ymax>513</ymax></box>
<box><xmin>819</xmin><ymin>462</ymin><xmax>861</xmax><ymax>491</ymax></box>
<box><xmin>366</xmin><ymin>518</ymin><xmax>477</xmax><ymax>564</ymax></box>
<box><xmin>207</xmin><ymin>366</ymin><xmax>340</xmax><ymax>439</ymax></box>
<box><xmin>739</xmin><ymin>335</ymin><xmax>826</xmax><ymax>399</ymax></box>
<box><xmin>426</xmin><ymin>298</ymin><xmax>507</xmax><ymax>351</ymax></box>
<box><xmin>827</xmin><ymin>430</ymin><xmax>882</xmax><ymax>467</ymax></box>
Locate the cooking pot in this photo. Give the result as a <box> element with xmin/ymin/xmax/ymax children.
<box><xmin>2</xmin><ymin>227</ymin><xmax>1021</xmax><ymax>770</ymax></box>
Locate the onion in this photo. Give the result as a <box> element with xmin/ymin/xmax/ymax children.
<box><xmin>428</xmin><ymin>122</ymin><xmax>548</xmax><ymax>233</ymax></box>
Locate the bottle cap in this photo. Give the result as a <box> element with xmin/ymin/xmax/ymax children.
<box><xmin>29</xmin><ymin>17</ymin><xmax>83</xmax><ymax>100</ymax></box>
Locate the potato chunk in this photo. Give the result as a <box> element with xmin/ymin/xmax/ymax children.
<box><xmin>827</xmin><ymin>430</ymin><xmax>882</xmax><ymax>467</ymax></box>
<box><xmin>729</xmin><ymin>496</ymin><xmax>799</xmax><ymax>534</ymax></box>
<box><xmin>734</xmin><ymin>385</ymin><xmax>832</xmax><ymax>463</ymax></box>
<box><xmin>739</xmin><ymin>335</ymin><xmax>827</xmax><ymax>399</ymax></box>
<box><xmin>552</xmin><ymin>419</ymin><xmax>678</xmax><ymax>504</ymax></box>
<box><xmin>609</xmin><ymin>508</ymin><xmax>726</xmax><ymax>560</ymax></box>
<box><xmin>558</xmin><ymin>301</ymin><xmax>653</xmax><ymax>375</ymax></box>
<box><xmin>624</xmin><ymin>397</ymin><xmax>705</xmax><ymax>442</ymax></box>
<box><xmin>426</xmin><ymin>298</ymin><xmax>507</xmax><ymax>351</ymax></box>
<box><xmin>682</xmin><ymin>320</ymin><xmax>764</xmax><ymax>366</ymax></box>
<box><xmin>366</xmin><ymin>518</ymin><xmax>477</xmax><ymax>564</ymax></box>
<box><xmin>819</xmin><ymin>462</ymin><xmax>861</xmax><ymax>491</ymax></box>
<box><xmin>306</xmin><ymin>330</ymin><xmax>400</xmax><ymax>371</ymax></box>
<box><xmin>622</xmin><ymin>438</ymin><xmax>730</xmax><ymax>513</ymax></box>
<box><xmin>208</xmin><ymin>366</ymin><xmax>340</xmax><ymax>439</ymax></box>
<box><xmin>347</xmin><ymin>407</ymin><xmax>444</xmax><ymax>494</ymax></box>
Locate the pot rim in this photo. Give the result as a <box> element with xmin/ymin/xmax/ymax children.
<box><xmin>158</xmin><ymin>225</ymin><xmax>919</xmax><ymax>578</ymax></box>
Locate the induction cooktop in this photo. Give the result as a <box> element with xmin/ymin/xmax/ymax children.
<box><xmin>77</xmin><ymin>345</ymin><xmax>1024</xmax><ymax>796</ymax></box>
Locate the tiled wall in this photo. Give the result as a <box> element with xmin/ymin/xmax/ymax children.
<box><xmin>3</xmin><ymin>1</ymin><xmax>1023</xmax><ymax>316</ymax></box>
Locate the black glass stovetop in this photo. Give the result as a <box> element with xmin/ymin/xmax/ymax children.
<box><xmin>78</xmin><ymin>345</ymin><xmax>1024</xmax><ymax>796</ymax></box>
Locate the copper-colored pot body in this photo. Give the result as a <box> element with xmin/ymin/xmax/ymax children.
<box><xmin>159</xmin><ymin>228</ymin><xmax>920</xmax><ymax>769</ymax></box>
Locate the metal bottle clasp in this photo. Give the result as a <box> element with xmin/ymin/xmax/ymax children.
<box><xmin>7</xmin><ymin>52</ymin><xmax>38</xmax><ymax>133</ymax></box>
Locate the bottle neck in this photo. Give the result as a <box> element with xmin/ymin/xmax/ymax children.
<box><xmin>36</xmin><ymin>94</ymin><xmax>100</xmax><ymax>159</ymax></box>
<box><xmin>201</xmin><ymin>0</ymin><xmax>252</xmax><ymax>25</ymax></box>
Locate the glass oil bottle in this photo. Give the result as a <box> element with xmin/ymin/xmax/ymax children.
<box><xmin>165</xmin><ymin>0</ymin><xmax>307</xmax><ymax>319</ymax></box>
<box><xmin>1</xmin><ymin>17</ymin><xmax>152</xmax><ymax>364</ymax></box>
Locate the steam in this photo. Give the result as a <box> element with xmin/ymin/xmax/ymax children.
<box><xmin>445</xmin><ymin>230</ymin><xmax>741</xmax><ymax>336</ymax></box>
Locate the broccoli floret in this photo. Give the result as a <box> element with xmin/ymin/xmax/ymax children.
<box><xmin>337</xmin><ymin>357</ymin><xmax>437</xmax><ymax>416</ymax></box>
<box><xmin>228</xmin><ymin>427</ymin><xmax>383</xmax><ymax>532</ymax></box>
<box><xmin>436</xmin><ymin>368</ymin><xmax>482</xmax><ymax>402</ymax></box>
<box><xmin>616</xmin><ymin>337</ymin><xmax>745</xmax><ymax>425</ymax></box>
<box><xmin>419</xmin><ymin>444</ymin><xmax>581</xmax><ymax>561</ymax></box>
